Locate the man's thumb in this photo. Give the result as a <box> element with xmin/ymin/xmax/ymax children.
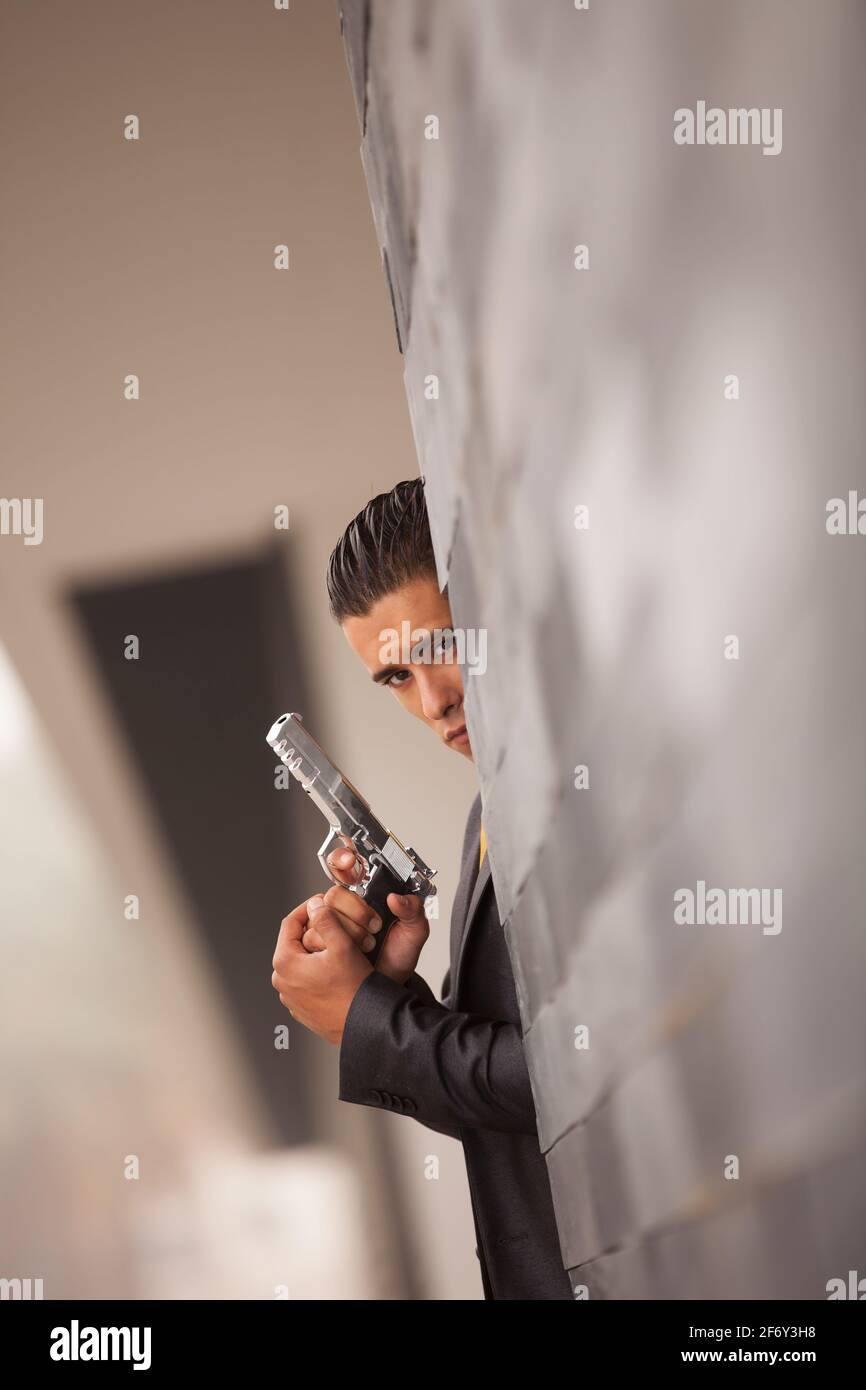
<box><xmin>387</xmin><ymin>892</ymin><xmax>429</xmax><ymax>928</ymax></box>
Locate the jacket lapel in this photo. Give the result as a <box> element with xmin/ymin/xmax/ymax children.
<box><xmin>448</xmin><ymin>791</ymin><xmax>493</xmax><ymax>1002</ymax></box>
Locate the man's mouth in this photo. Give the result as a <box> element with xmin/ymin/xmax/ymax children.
<box><xmin>445</xmin><ymin>724</ymin><xmax>470</xmax><ymax>747</ymax></box>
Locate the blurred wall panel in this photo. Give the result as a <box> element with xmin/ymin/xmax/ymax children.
<box><xmin>71</xmin><ymin>545</ymin><xmax>328</xmax><ymax>1146</ymax></box>
<box><xmin>341</xmin><ymin>0</ymin><xmax>866</xmax><ymax>1297</ymax></box>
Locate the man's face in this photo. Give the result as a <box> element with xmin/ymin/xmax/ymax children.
<box><xmin>341</xmin><ymin>574</ymin><xmax>474</xmax><ymax>760</ymax></box>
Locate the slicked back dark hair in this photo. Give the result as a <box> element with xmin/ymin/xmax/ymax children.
<box><xmin>326</xmin><ymin>477</ymin><xmax>439</xmax><ymax>622</ymax></box>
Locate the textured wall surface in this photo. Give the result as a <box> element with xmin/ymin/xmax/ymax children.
<box><xmin>338</xmin><ymin>0</ymin><xmax>866</xmax><ymax>1297</ymax></box>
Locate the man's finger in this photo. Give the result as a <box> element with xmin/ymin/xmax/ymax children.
<box><xmin>274</xmin><ymin>902</ymin><xmax>314</xmax><ymax>964</ymax></box>
<box><xmin>306</xmin><ymin>900</ymin><xmax>357</xmax><ymax>955</ymax></box>
<box><xmin>386</xmin><ymin>891</ymin><xmax>430</xmax><ymax>930</ymax></box>
<box><xmin>304</xmin><ymin>917</ymin><xmax>376</xmax><ymax>954</ymax></box>
<box><xmin>324</xmin><ymin>882</ymin><xmax>382</xmax><ymax>933</ymax></box>
<box><xmin>326</xmin><ymin>836</ymin><xmax>366</xmax><ymax>886</ymax></box>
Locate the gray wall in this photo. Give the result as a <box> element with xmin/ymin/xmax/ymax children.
<box><xmin>339</xmin><ymin>0</ymin><xmax>866</xmax><ymax>1297</ymax></box>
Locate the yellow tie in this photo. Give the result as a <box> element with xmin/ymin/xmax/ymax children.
<box><xmin>479</xmin><ymin>821</ymin><xmax>487</xmax><ymax>869</ymax></box>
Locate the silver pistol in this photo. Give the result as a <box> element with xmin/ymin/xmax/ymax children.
<box><xmin>265</xmin><ymin>712</ymin><xmax>437</xmax><ymax>966</ymax></box>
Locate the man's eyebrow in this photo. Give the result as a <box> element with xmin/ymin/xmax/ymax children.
<box><xmin>370</xmin><ymin>664</ymin><xmax>405</xmax><ymax>685</ymax></box>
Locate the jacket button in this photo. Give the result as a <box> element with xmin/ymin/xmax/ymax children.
<box><xmin>403</xmin><ymin>1097</ymin><xmax>417</xmax><ymax>1112</ymax></box>
<box><xmin>369</xmin><ymin>1089</ymin><xmax>383</xmax><ymax>1103</ymax></box>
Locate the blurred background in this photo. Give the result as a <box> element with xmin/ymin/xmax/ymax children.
<box><xmin>1</xmin><ymin>0</ymin><xmax>477</xmax><ymax>1299</ymax></box>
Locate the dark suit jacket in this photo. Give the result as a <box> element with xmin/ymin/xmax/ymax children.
<box><xmin>339</xmin><ymin>791</ymin><xmax>573</xmax><ymax>1299</ymax></box>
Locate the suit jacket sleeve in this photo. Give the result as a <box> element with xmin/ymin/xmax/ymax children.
<box><xmin>338</xmin><ymin>968</ymin><xmax>539</xmax><ymax>1138</ymax></box>
<box><xmin>403</xmin><ymin>968</ymin><xmax>450</xmax><ymax>1008</ymax></box>
<box><xmin>395</xmin><ymin>971</ymin><xmax>461</xmax><ymax>1140</ymax></box>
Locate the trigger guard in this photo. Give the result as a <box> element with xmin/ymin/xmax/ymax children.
<box><xmin>317</xmin><ymin>826</ymin><xmax>343</xmax><ymax>885</ymax></box>
<box><xmin>317</xmin><ymin>826</ymin><xmax>370</xmax><ymax>888</ymax></box>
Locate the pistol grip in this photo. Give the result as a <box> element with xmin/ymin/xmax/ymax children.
<box><xmin>317</xmin><ymin>827</ymin><xmax>398</xmax><ymax>967</ymax></box>
<box><xmin>356</xmin><ymin>862</ymin><xmax>401</xmax><ymax>968</ymax></box>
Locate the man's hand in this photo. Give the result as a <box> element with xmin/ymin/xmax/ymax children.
<box><xmin>271</xmin><ymin>896</ymin><xmax>373</xmax><ymax>1045</ymax></box>
<box><xmin>301</xmin><ymin>836</ymin><xmax>430</xmax><ymax>986</ymax></box>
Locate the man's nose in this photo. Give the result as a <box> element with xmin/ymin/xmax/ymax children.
<box><xmin>415</xmin><ymin>666</ymin><xmax>462</xmax><ymax>723</ymax></box>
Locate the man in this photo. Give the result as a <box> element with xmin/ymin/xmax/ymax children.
<box><xmin>271</xmin><ymin>478</ymin><xmax>572</xmax><ymax>1300</ymax></box>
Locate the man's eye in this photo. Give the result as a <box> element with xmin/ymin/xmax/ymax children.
<box><xmin>433</xmin><ymin>629</ymin><xmax>456</xmax><ymax>660</ymax></box>
<box><xmin>385</xmin><ymin>670</ymin><xmax>410</xmax><ymax>688</ymax></box>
